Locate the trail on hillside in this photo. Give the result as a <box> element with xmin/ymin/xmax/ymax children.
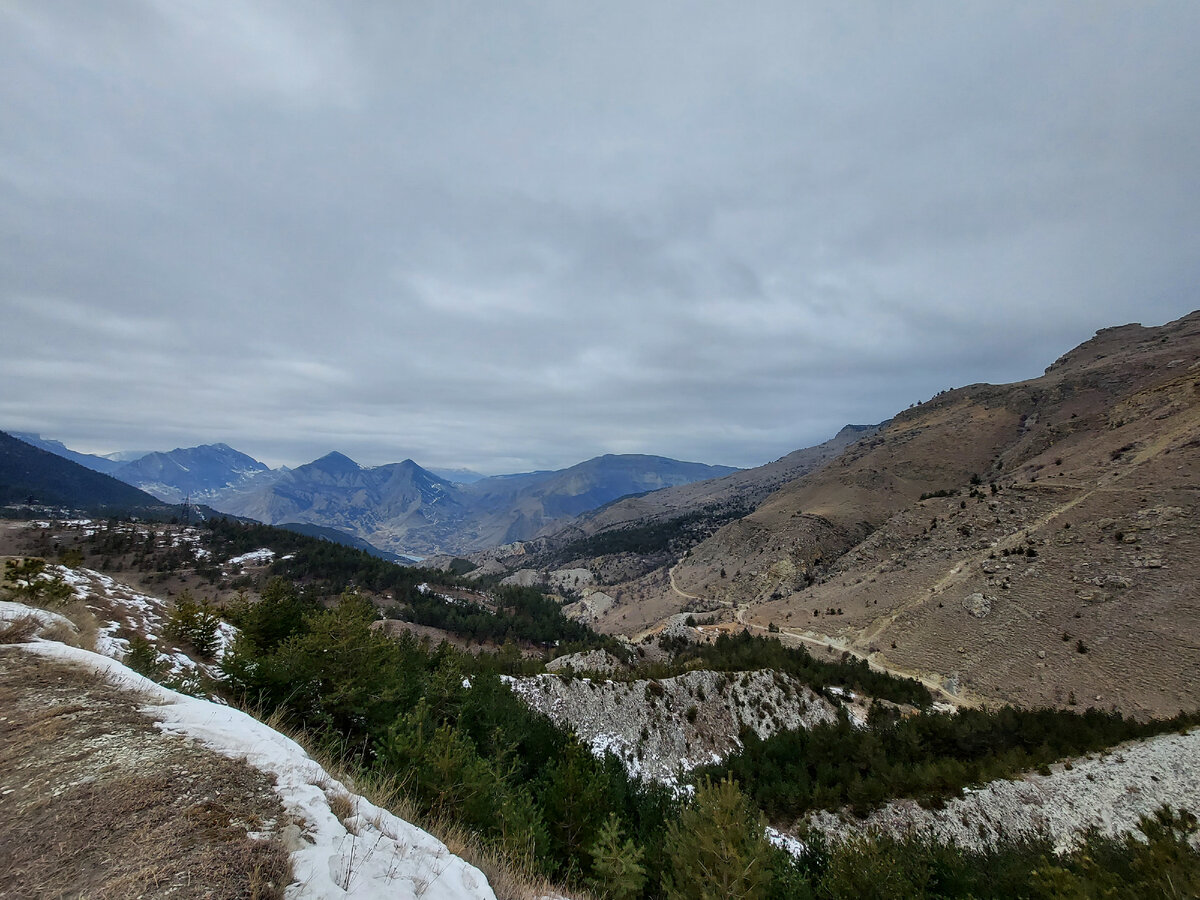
<box><xmin>667</xmin><ymin>561</ymin><xmax>704</xmax><ymax>601</ymax></box>
<box><xmin>855</xmin><ymin>405</ymin><xmax>1200</xmax><ymax>657</ymax></box>
<box><xmin>729</xmin><ymin>604</ymin><xmax>970</xmax><ymax>707</ymax></box>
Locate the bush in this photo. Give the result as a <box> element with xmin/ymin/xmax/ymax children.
<box><xmin>124</xmin><ymin>634</ymin><xmax>167</xmax><ymax>680</ymax></box>
<box><xmin>163</xmin><ymin>591</ymin><xmax>220</xmax><ymax>658</ymax></box>
<box><xmin>2</xmin><ymin>558</ymin><xmax>73</xmax><ymax>608</ymax></box>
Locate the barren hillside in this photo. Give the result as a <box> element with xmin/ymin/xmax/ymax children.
<box><xmin>675</xmin><ymin>312</ymin><xmax>1200</xmax><ymax>715</ymax></box>
<box><xmin>530</xmin><ymin>312</ymin><xmax>1200</xmax><ymax>715</ymax></box>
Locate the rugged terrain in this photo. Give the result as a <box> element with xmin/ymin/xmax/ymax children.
<box><xmin>0</xmin><ymin>431</ymin><xmax>168</xmax><ymax>512</ymax></box>
<box><xmin>806</xmin><ymin>727</ymin><xmax>1200</xmax><ymax>854</ymax></box>
<box><xmin>5</xmin><ymin>434</ymin><xmax>739</xmax><ymax>558</ymax></box>
<box><xmin>534</xmin><ymin>425</ymin><xmax>878</xmax><ymax>548</ymax></box>
<box><xmin>724</xmin><ymin>312</ymin><xmax>1200</xmax><ymax>716</ymax></box>
<box><xmin>211</xmin><ymin>451</ymin><xmax>737</xmax><ymax>556</ymax></box>
<box><xmin>0</xmin><ymin>553</ymin><xmax>504</xmax><ymax>899</ymax></box>
<box><xmin>6</xmin><ymin>517</ymin><xmax>1200</xmax><ymax>889</ymax></box>
<box><xmin>502</xmin><ymin>668</ymin><xmax>840</xmax><ymax>783</ymax></box>
<box><xmin>451</xmin><ymin>425</ymin><xmax>881</xmax><ymax>620</ymax></box>
<box><xmin>461</xmin><ymin>312</ymin><xmax>1200</xmax><ymax>717</ymax></box>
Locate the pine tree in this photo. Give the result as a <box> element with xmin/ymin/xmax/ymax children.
<box><xmin>124</xmin><ymin>634</ymin><xmax>166</xmax><ymax>680</ymax></box>
<box><xmin>662</xmin><ymin>776</ymin><xmax>772</xmax><ymax>900</ymax></box>
<box><xmin>164</xmin><ymin>590</ymin><xmax>220</xmax><ymax>657</ymax></box>
<box><xmin>589</xmin><ymin>813</ymin><xmax>647</xmax><ymax>900</ymax></box>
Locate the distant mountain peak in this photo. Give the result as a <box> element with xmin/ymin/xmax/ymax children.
<box><xmin>306</xmin><ymin>451</ymin><xmax>362</xmax><ymax>473</ymax></box>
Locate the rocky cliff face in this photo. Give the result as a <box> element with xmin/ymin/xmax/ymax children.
<box><xmin>502</xmin><ymin>668</ymin><xmax>839</xmax><ymax>784</ymax></box>
<box><xmin>806</xmin><ymin>728</ymin><xmax>1200</xmax><ymax>854</ymax></box>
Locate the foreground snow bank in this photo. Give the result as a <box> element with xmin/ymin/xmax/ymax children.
<box><xmin>18</xmin><ymin>639</ymin><xmax>497</xmax><ymax>900</ymax></box>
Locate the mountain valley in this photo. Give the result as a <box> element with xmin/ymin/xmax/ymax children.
<box><xmin>4</xmin><ymin>310</ymin><xmax>1200</xmax><ymax>898</ymax></box>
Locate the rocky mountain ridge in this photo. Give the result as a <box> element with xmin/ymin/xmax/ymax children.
<box><xmin>211</xmin><ymin>452</ymin><xmax>739</xmax><ymax>556</ymax></box>
<box><xmin>8</xmin><ymin>432</ymin><xmax>740</xmax><ymax>558</ymax></box>
<box><xmin>502</xmin><ymin>668</ymin><xmax>840</xmax><ymax>784</ymax></box>
<box><xmin>112</xmin><ymin>442</ymin><xmax>272</xmax><ymax>504</ymax></box>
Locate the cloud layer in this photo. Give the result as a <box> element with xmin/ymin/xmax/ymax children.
<box><xmin>3</xmin><ymin>2</ymin><xmax>1199</xmax><ymax>472</ymax></box>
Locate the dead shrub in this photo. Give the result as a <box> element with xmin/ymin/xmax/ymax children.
<box><xmin>0</xmin><ymin>614</ymin><xmax>40</xmax><ymax>644</ymax></box>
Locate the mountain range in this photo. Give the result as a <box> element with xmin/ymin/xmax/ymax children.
<box><xmin>209</xmin><ymin>452</ymin><xmax>739</xmax><ymax>556</ymax></box>
<box><xmin>0</xmin><ymin>431</ymin><xmax>173</xmax><ymax>512</ymax></box>
<box><xmin>9</xmin><ymin>310</ymin><xmax>1200</xmax><ymax>717</ymax></box>
<box><xmin>7</xmin><ymin>433</ymin><xmax>738</xmax><ymax>556</ymax></box>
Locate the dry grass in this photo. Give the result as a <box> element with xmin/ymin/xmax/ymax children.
<box><xmin>56</xmin><ymin>598</ymin><xmax>99</xmax><ymax>650</ymax></box>
<box><xmin>0</xmin><ymin>613</ymin><xmax>39</xmax><ymax>643</ymax></box>
<box><xmin>327</xmin><ymin>789</ymin><xmax>356</xmax><ymax>824</ymax></box>
<box><xmin>0</xmin><ymin>602</ymin><xmax>95</xmax><ymax>649</ymax></box>
<box><xmin>430</xmin><ymin>814</ymin><xmax>586</xmax><ymax>900</ymax></box>
<box><xmin>0</xmin><ymin>650</ymin><xmax>293</xmax><ymax>899</ymax></box>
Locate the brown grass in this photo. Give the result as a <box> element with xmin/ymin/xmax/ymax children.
<box><xmin>0</xmin><ymin>613</ymin><xmax>39</xmax><ymax>643</ymax></box>
<box><xmin>56</xmin><ymin>598</ymin><xmax>99</xmax><ymax>650</ymax></box>
<box><xmin>0</xmin><ymin>649</ymin><xmax>293</xmax><ymax>899</ymax></box>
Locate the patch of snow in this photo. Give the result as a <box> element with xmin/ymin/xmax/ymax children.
<box><xmin>228</xmin><ymin>548</ymin><xmax>276</xmax><ymax>566</ymax></box>
<box><xmin>50</xmin><ymin>563</ymin><xmax>235</xmax><ymax>685</ymax></box>
<box><xmin>15</xmin><ymin>641</ymin><xmax>498</xmax><ymax>900</ymax></box>
<box><xmin>0</xmin><ymin>601</ymin><xmax>77</xmax><ymax>636</ymax></box>
<box><xmin>766</xmin><ymin>826</ymin><xmax>807</xmax><ymax>858</ymax></box>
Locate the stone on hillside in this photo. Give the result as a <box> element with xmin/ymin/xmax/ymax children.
<box><xmin>500</xmin><ymin>568</ymin><xmax>542</xmax><ymax>587</ymax></box>
<box><xmin>962</xmin><ymin>593</ymin><xmax>992</xmax><ymax>618</ymax></box>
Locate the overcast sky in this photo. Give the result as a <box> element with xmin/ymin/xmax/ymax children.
<box><xmin>3</xmin><ymin>2</ymin><xmax>1198</xmax><ymax>473</ymax></box>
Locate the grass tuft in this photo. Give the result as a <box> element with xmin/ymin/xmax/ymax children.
<box><xmin>0</xmin><ymin>614</ymin><xmax>40</xmax><ymax>644</ymax></box>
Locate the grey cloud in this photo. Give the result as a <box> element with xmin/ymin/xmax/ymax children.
<box><xmin>2</xmin><ymin>1</ymin><xmax>1199</xmax><ymax>474</ymax></box>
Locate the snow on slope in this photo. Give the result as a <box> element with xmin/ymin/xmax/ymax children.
<box><xmin>806</xmin><ymin>726</ymin><xmax>1200</xmax><ymax>853</ymax></box>
<box><xmin>55</xmin><ymin>563</ymin><xmax>237</xmax><ymax>680</ymax></box>
<box><xmin>17</xmin><ymin>635</ymin><xmax>497</xmax><ymax>900</ymax></box>
<box><xmin>0</xmin><ymin>600</ymin><xmax>77</xmax><ymax>634</ymax></box>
